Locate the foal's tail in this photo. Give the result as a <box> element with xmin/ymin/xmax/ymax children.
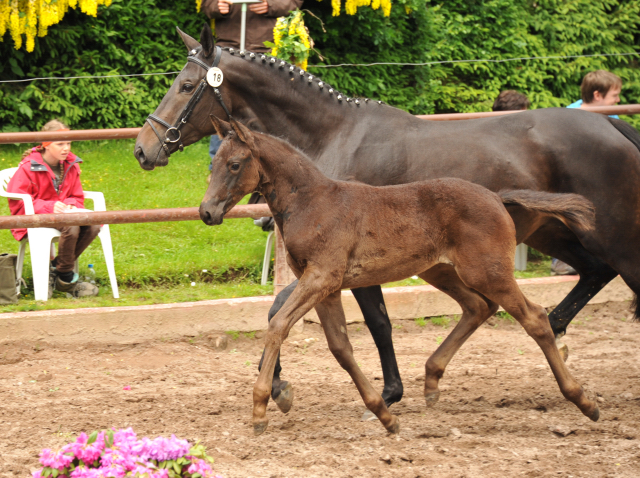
<box><xmin>498</xmin><ymin>190</ymin><xmax>596</xmax><ymax>232</ymax></box>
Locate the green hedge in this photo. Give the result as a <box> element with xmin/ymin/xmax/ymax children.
<box><xmin>1</xmin><ymin>0</ymin><xmax>639</xmax><ymax>131</ymax></box>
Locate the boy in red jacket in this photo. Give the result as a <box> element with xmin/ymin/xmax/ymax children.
<box><xmin>7</xmin><ymin>120</ymin><xmax>100</xmax><ymax>298</ymax></box>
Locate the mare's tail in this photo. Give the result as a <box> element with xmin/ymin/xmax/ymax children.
<box><xmin>607</xmin><ymin>117</ymin><xmax>640</xmax><ymax>321</ymax></box>
<box><xmin>498</xmin><ymin>190</ymin><xmax>595</xmax><ymax>232</ymax></box>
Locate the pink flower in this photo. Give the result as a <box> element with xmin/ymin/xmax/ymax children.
<box><xmin>68</xmin><ymin>432</ymin><xmax>105</xmax><ymax>465</ymax></box>
<box><xmin>187</xmin><ymin>457</ymin><xmax>215</xmax><ymax>477</ymax></box>
<box><xmin>122</xmin><ymin>386</ymin><xmax>131</xmax><ymax>391</ymax></box>
<box><xmin>39</xmin><ymin>448</ymin><xmax>74</xmax><ymax>470</ymax></box>
<box><xmin>34</xmin><ymin>429</ymin><xmax>223</xmax><ymax>478</ymax></box>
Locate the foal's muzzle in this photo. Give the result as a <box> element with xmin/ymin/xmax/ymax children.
<box><xmin>199</xmin><ymin>201</ymin><xmax>225</xmax><ymax>226</ymax></box>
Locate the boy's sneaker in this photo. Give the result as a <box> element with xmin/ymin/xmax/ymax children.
<box><xmin>550</xmin><ymin>259</ymin><xmax>577</xmax><ymax>276</ymax></box>
<box><xmin>71</xmin><ymin>281</ymin><xmax>99</xmax><ymax>298</ymax></box>
<box><xmin>55</xmin><ymin>273</ymin><xmax>99</xmax><ymax>298</ymax></box>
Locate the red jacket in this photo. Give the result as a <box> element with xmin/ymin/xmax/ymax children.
<box><xmin>7</xmin><ymin>149</ymin><xmax>85</xmax><ymax>241</ymax></box>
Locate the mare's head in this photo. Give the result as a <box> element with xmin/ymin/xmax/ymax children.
<box><xmin>134</xmin><ymin>24</ymin><xmax>229</xmax><ymax>170</ymax></box>
<box><xmin>200</xmin><ymin>116</ymin><xmax>260</xmax><ymax>226</ymax></box>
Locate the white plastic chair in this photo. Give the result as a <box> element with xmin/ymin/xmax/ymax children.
<box><xmin>0</xmin><ymin>167</ymin><xmax>119</xmax><ymax>301</ymax></box>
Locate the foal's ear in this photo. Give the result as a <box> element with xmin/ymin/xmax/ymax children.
<box><xmin>177</xmin><ymin>27</ymin><xmax>201</xmax><ymax>53</ymax></box>
<box><xmin>199</xmin><ymin>22</ymin><xmax>215</xmax><ymax>60</ymax></box>
<box><xmin>209</xmin><ymin>115</ymin><xmax>232</xmax><ymax>140</ymax></box>
<box><xmin>229</xmin><ymin>118</ymin><xmax>255</xmax><ymax>147</ymax></box>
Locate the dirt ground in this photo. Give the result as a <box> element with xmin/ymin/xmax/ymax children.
<box><xmin>0</xmin><ymin>301</ymin><xmax>639</xmax><ymax>478</ymax></box>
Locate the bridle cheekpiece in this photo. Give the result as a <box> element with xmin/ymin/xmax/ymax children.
<box><xmin>146</xmin><ymin>45</ymin><xmax>232</xmax><ymax>156</ymax></box>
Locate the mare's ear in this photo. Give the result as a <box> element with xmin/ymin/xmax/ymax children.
<box><xmin>229</xmin><ymin>118</ymin><xmax>256</xmax><ymax>149</ymax></box>
<box><xmin>200</xmin><ymin>22</ymin><xmax>215</xmax><ymax>60</ymax></box>
<box><xmin>177</xmin><ymin>27</ymin><xmax>201</xmax><ymax>53</ymax></box>
<box><xmin>209</xmin><ymin>115</ymin><xmax>232</xmax><ymax>140</ymax></box>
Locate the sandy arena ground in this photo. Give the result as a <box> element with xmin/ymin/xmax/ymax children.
<box><xmin>0</xmin><ymin>301</ymin><xmax>639</xmax><ymax>478</ymax></box>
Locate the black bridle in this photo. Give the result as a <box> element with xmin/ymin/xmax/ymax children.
<box><xmin>146</xmin><ymin>45</ymin><xmax>232</xmax><ymax>156</ymax></box>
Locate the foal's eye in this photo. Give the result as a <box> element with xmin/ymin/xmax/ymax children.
<box><xmin>230</xmin><ymin>163</ymin><xmax>241</xmax><ymax>172</ymax></box>
<box><xmin>181</xmin><ymin>83</ymin><xmax>194</xmax><ymax>93</ymax></box>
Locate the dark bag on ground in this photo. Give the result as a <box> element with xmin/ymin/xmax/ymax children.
<box><xmin>0</xmin><ymin>254</ymin><xmax>18</xmax><ymax>304</ymax></box>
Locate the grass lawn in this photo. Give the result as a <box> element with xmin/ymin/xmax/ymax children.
<box><xmin>0</xmin><ymin>139</ymin><xmax>553</xmax><ymax>313</ymax></box>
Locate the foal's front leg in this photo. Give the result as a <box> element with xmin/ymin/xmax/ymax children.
<box><xmin>253</xmin><ymin>269</ymin><xmax>334</xmax><ymax>435</ymax></box>
<box><xmin>315</xmin><ymin>291</ymin><xmax>399</xmax><ymax>433</ymax></box>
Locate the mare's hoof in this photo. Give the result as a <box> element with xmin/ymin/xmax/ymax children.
<box><xmin>385</xmin><ymin>415</ymin><xmax>400</xmax><ymax>434</ymax></box>
<box><xmin>586</xmin><ymin>405</ymin><xmax>600</xmax><ymax>422</ymax></box>
<box><xmin>253</xmin><ymin>419</ymin><xmax>269</xmax><ymax>436</ymax></box>
<box><xmin>424</xmin><ymin>390</ymin><xmax>440</xmax><ymax>407</ymax></box>
<box><xmin>274</xmin><ymin>382</ymin><xmax>294</xmax><ymax>414</ymax></box>
<box><xmin>557</xmin><ymin>341</ymin><xmax>569</xmax><ymax>362</ymax></box>
<box><xmin>361</xmin><ymin>409</ymin><xmax>377</xmax><ymax>422</ymax></box>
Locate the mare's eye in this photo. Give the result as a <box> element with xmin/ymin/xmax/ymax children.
<box><xmin>230</xmin><ymin>163</ymin><xmax>240</xmax><ymax>172</ymax></box>
<box><xmin>181</xmin><ymin>83</ymin><xmax>194</xmax><ymax>93</ymax></box>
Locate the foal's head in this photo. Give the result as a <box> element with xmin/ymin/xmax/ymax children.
<box><xmin>200</xmin><ymin>116</ymin><xmax>260</xmax><ymax>226</ymax></box>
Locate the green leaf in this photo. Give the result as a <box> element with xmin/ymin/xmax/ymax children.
<box><xmin>87</xmin><ymin>431</ymin><xmax>98</xmax><ymax>445</ymax></box>
<box><xmin>105</xmin><ymin>429</ymin><xmax>114</xmax><ymax>448</ymax></box>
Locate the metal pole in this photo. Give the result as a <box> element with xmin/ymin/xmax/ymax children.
<box><xmin>0</xmin><ymin>204</ymin><xmax>271</xmax><ymax>230</ymax></box>
<box><xmin>240</xmin><ymin>2</ymin><xmax>247</xmax><ymax>51</ymax></box>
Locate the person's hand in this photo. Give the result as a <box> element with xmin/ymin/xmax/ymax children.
<box><xmin>218</xmin><ymin>0</ymin><xmax>233</xmax><ymax>14</ymax></box>
<box><xmin>249</xmin><ymin>0</ymin><xmax>269</xmax><ymax>14</ymax></box>
<box><xmin>53</xmin><ymin>201</ymin><xmax>70</xmax><ymax>213</ymax></box>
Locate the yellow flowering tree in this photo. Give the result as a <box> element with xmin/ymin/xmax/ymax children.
<box><xmin>0</xmin><ymin>0</ymin><xmax>112</xmax><ymax>52</ymax></box>
<box><xmin>329</xmin><ymin>0</ymin><xmax>391</xmax><ymax>17</ymax></box>
<box><xmin>265</xmin><ymin>10</ymin><xmax>310</xmax><ymax>70</ymax></box>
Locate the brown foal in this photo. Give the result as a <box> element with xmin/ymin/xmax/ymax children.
<box><xmin>200</xmin><ymin>116</ymin><xmax>600</xmax><ymax>436</ymax></box>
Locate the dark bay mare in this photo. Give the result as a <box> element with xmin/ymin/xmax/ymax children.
<box><xmin>134</xmin><ymin>24</ymin><xmax>640</xmax><ymax>414</ymax></box>
<box><xmin>200</xmin><ymin>115</ymin><xmax>600</xmax><ymax>435</ymax></box>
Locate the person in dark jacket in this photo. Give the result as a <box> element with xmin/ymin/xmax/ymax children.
<box><xmin>202</xmin><ymin>0</ymin><xmax>303</xmax><ymax>162</ymax></box>
<box><xmin>201</xmin><ymin>0</ymin><xmax>303</xmax><ymax>53</ymax></box>
<box><xmin>7</xmin><ymin>120</ymin><xmax>100</xmax><ymax>298</ymax></box>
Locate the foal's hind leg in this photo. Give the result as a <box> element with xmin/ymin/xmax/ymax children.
<box><xmin>460</xmin><ymin>268</ymin><xmax>600</xmax><ymax>421</ymax></box>
<box><xmin>417</xmin><ymin>264</ymin><xmax>499</xmax><ymax>406</ymax></box>
<box><xmin>315</xmin><ymin>291</ymin><xmax>399</xmax><ymax>433</ymax></box>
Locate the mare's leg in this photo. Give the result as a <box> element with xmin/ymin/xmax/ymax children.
<box><xmin>417</xmin><ymin>264</ymin><xmax>499</xmax><ymax>406</ymax></box>
<box><xmin>315</xmin><ymin>291</ymin><xmax>399</xmax><ymax>433</ymax></box>
<box><xmin>253</xmin><ymin>270</ymin><xmax>335</xmax><ymax>435</ymax></box>
<box><xmin>456</xmin><ymin>263</ymin><xmax>599</xmax><ymax>421</ymax></box>
<box><xmin>351</xmin><ymin>285</ymin><xmax>403</xmax><ymax>407</ymax></box>
<box><xmin>258</xmin><ymin>280</ymin><xmax>297</xmax><ymax>413</ymax></box>
<box><xmin>526</xmin><ymin>227</ymin><xmax>618</xmax><ymax>338</ymax></box>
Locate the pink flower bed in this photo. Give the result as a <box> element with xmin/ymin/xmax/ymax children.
<box><xmin>33</xmin><ymin>428</ymin><xmax>223</xmax><ymax>478</ymax></box>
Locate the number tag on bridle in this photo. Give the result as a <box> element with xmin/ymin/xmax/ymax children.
<box><xmin>206</xmin><ymin>67</ymin><xmax>224</xmax><ymax>87</ymax></box>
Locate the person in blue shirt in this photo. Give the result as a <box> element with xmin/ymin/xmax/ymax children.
<box><xmin>567</xmin><ymin>69</ymin><xmax>622</xmax><ymax>119</ymax></box>
<box><xmin>551</xmin><ymin>70</ymin><xmax>623</xmax><ymax>275</ymax></box>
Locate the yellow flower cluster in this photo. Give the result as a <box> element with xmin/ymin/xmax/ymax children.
<box><xmin>271</xmin><ymin>10</ymin><xmax>310</xmax><ymax>70</ymax></box>
<box><xmin>327</xmin><ymin>0</ymin><xmax>391</xmax><ymax>17</ymax></box>
<box><xmin>0</xmin><ymin>0</ymin><xmax>111</xmax><ymax>52</ymax></box>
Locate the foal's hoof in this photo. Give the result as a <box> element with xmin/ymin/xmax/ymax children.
<box><xmin>424</xmin><ymin>390</ymin><xmax>440</xmax><ymax>407</ymax></box>
<box><xmin>253</xmin><ymin>418</ymin><xmax>269</xmax><ymax>436</ymax></box>
<box><xmin>585</xmin><ymin>405</ymin><xmax>600</xmax><ymax>422</ymax></box>
<box><xmin>274</xmin><ymin>382</ymin><xmax>294</xmax><ymax>414</ymax></box>
<box><xmin>557</xmin><ymin>341</ymin><xmax>569</xmax><ymax>362</ymax></box>
<box><xmin>385</xmin><ymin>415</ymin><xmax>400</xmax><ymax>434</ymax></box>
